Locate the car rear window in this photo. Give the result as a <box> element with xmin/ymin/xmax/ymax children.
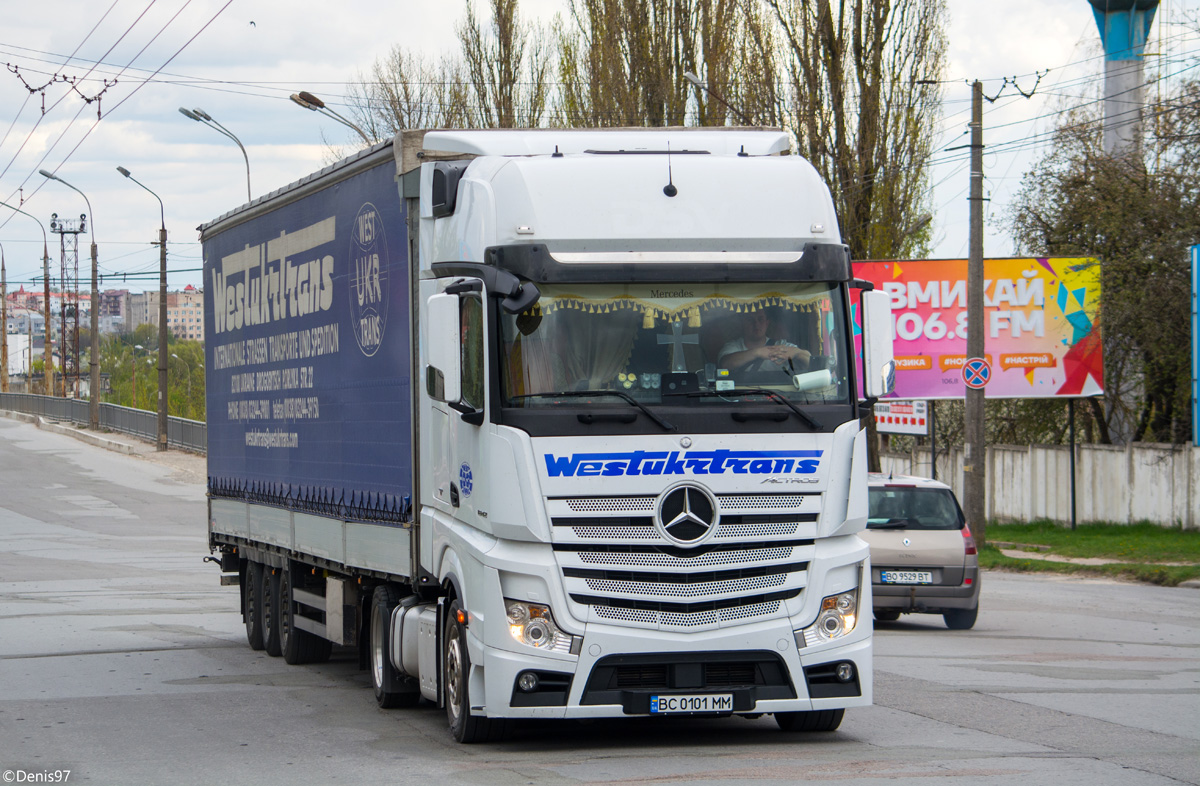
<box><xmin>867</xmin><ymin>487</ymin><xmax>963</xmax><ymax>530</ymax></box>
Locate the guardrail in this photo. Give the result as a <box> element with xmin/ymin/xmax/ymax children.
<box><xmin>0</xmin><ymin>392</ymin><xmax>206</xmax><ymax>453</ymax></box>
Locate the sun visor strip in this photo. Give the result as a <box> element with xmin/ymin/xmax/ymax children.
<box><xmin>441</xmin><ymin>243</ymin><xmax>851</xmax><ymax>284</ymax></box>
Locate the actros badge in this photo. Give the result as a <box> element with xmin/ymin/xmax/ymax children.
<box><xmin>350</xmin><ymin>202</ymin><xmax>389</xmax><ymax>356</ymax></box>
<box><xmin>656</xmin><ymin>484</ymin><xmax>718</xmax><ymax>545</ymax></box>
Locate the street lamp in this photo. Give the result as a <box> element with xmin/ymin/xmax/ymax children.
<box><xmin>116</xmin><ymin>165</ymin><xmax>168</xmax><ymax>452</ymax></box>
<box><xmin>0</xmin><ymin>198</ymin><xmax>54</xmax><ymax>396</ymax></box>
<box><xmin>290</xmin><ymin>90</ymin><xmax>372</xmax><ymax>145</ymax></box>
<box><xmin>178</xmin><ymin>107</ymin><xmax>252</xmax><ymax>202</ymax></box>
<box><xmin>39</xmin><ymin>169</ymin><xmax>100</xmax><ymax>428</ymax></box>
<box><xmin>683</xmin><ymin>70</ymin><xmax>753</xmax><ymax>126</ymax></box>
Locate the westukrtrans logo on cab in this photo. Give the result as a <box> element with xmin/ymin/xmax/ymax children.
<box><xmin>544</xmin><ymin>450</ymin><xmax>822</xmax><ymax>478</ymax></box>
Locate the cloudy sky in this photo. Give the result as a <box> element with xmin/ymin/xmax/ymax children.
<box><xmin>0</xmin><ymin>0</ymin><xmax>1196</xmax><ymax>295</ymax></box>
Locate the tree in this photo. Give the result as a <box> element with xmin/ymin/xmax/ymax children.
<box><xmin>459</xmin><ymin>0</ymin><xmax>551</xmax><ymax>128</ymax></box>
<box><xmin>555</xmin><ymin>0</ymin><xmax>780</xmax><ymax>128</ymax></box>
<box><xmin>762</xmin><ymin>0</ymin><xmax>946</xmax><ymax>261</ymax></box>
<box><xmin>1009</xmin><ymin>80</ymin><xmax>1200</xmax><ymax>444</ymax></box>
<box><xmin>348</xmin><ymin>0</ymin><xmax>551</xmax><ymax>135</ymax></box>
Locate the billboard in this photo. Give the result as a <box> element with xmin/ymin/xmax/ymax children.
<box><xmin>875</xmin><ymin>399</ymin><xmax>928</xmax><ymax>435</ymax></box>
<box><xmin>854</xmin><ymin>257</ymin><xmax>1103</xmax><ymax>400</ymax></box>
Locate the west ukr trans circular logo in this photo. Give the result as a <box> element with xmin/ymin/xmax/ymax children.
<box><xmin>349</xmin><ymin>202</ymin><xmax>389</xmax><ymax>356</ymax></box>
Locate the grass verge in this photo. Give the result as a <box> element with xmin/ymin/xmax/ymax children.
<box><xmin>978</xmin><ymin>521</ymin><xmax>1200</xmax><ymax>587</ymax></box>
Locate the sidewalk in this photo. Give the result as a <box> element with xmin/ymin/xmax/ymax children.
<box><xmin>1</xmin><ymin>411</ymin><xmax>206</xmax><ymax>485</ymax></box>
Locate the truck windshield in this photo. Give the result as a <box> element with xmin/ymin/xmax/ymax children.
<box><xmin>499</xmin><ymin>282</ymin><xmax>850</xmax><ymax>408</ymax></box>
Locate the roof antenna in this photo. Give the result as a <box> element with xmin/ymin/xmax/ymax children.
<box><xmin>663</xmin><ymin>142</ymin><xmax>677</xmax><ymax>197</ymax></box>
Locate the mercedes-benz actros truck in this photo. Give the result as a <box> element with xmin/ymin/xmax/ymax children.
<box><xmin>203</xmin><ymin>128</ymin><xmax>896</xmax><ymax>742</ymax></box>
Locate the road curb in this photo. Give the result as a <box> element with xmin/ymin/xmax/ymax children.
<box><xmin>1179</xmin><ymin>579</ymin><xmax>1200</xmax><ymax>589</ymax></box>
<box><xmin>1</xmin><ymin>410</ymin><xmax>139</xmax><ymax>455</ymax></box>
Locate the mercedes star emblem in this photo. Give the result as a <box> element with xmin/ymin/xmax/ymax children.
<box><xmin>656</xmin><ymin>485</ymin><xmax>717</xmax><ymax>544</ymax></box>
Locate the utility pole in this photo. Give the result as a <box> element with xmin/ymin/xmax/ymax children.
<box><xmin>964</xmin><ymin>80</ymin><xmax>987</xmax><ymax>544</ymax></box>
<box><xmin>1</xmin><ymin>244</ymin><xmax>8</xmax><ymax>393</ymax></box>
<box><xmin>158</xmin><ymin>226</ymin><xmax>168</xmax><ymax>451</ymax></box>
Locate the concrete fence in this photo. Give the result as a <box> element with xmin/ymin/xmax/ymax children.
<box><xmin>882</xmin><ymin>442</ymin><xmax>1198</xmax><ymax>529</ymax></box>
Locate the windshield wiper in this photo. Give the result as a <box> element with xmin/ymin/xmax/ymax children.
<box><xmin>510</xmin><ymin>390</ymin><xmax>676</xmax><ymax>432</ymax></box>
<box><xmin>866</xmin><ymin>518</ymin><xmax>916</xmax><ymax>530</ymax></box>
<box><xmin>664</xmin><ymin>387</ymin><xmax>819</xmax><ymax>430</ymax></box>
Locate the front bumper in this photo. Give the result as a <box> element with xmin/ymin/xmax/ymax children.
<box><xmin>475</xmin><ymin>619</ymin><xmax>872</xmax><ymax>719</ymax></box>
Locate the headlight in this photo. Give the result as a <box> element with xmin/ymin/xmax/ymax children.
<box><xmin>796</xmin><ymin>589</ymin><xmax>859</xmax><ymax>648</ymax></box>
<box><xmin>505</xmin><ymin>599</ymin><xmax>581</xmax><ymax>654</ymax></box>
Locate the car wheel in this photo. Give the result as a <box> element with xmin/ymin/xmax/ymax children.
<box><xmin>873</xmin><ymin>609</ymin><xmax>901</xmax><ymax>622</ymax></box>
<box><xmin>775</xmin><ymin>709</ymin><xmax>845</xmax><ymax>732</ymax></box>
<box><xmin>943</xmin><ymin>605</ymin><xmax>978</xmax><ymax>630</ymax></box>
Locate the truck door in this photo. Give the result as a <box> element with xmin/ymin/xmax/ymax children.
<box><xmin>426</xmin><ymin>284</ymin><xmax>488</xmax><ymax>527</ymax></box>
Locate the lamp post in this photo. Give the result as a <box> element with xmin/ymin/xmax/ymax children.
<box><xmin>178</xmin><ymin>107</ymin><xmax>252</xmax><ymax>202</ymax></box>
<box><xmin>116</xmin><ymin>166</ymin><xmax>168</xmax><ymax>451</ymax></box>
<box><xmin>289</xmin><ymin>90</ymin><xmax>372</xmax><ymax>145</ymax></box>
<box><xmin>683</xmin><ymin>70</ymin><xmax>753</xmax><ymax>125</ymax></box>
<box><xmin>39</xmin><ymin>169</ymin><xmax>100</xmax><ymax>428</ymax></box>
<box><xmin>0</xmin><ymin>199</ymin><xmax>53</xmax><ymax>396</ymax></box>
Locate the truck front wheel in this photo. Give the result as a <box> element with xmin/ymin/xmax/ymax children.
<box><xmin>775</xmin><ymin>709</ymin><xmax>845</xmax><ymax>732</ymax></box>
<box><xmin>444</xmin><ymin>599</ymin><xmax>509</xmax><ymax>743</ymax></box>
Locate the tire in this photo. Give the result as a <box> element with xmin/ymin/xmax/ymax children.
<box><xmin>775</xmin><ymin>708</ymin><xmax>845</xmax><ymax>733</ymax></box>
<box><xmin>943</xmin><ymin>604</ymin><xmax>978</xmax><ymax>630</ymax></box>
<box><xmin>280</xmin><ymin>566</ymin><xmax>332</xmax><ymax>665</ymax></box>
<box><xmin>371</xmin><ymin>585</ymin><xmax>419</xmax><ymax>708</ymax></box>
<box><xmin>260</xmin><ymin>565</ymin><xmax>282</xmax><ymax>657</ymax></box>
<box><xmin>445</xmin><ymin>598</ymin><xmax>510</xmax><ymax>743</ymax></box>
<box><xmin>244</xmin><ymin>561</ymin><xmax>265</xmax><ymax>651</ymax></box>
<box><xmin>873</xmin><ymin>609</ymin><xmax>901</xmax><ymax>622</ymax></box>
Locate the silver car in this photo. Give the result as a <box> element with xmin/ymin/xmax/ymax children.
<box><xmin>862</xmin><ymin>474</ymin><xmax>980</xmax><ymax>629</ymax></box>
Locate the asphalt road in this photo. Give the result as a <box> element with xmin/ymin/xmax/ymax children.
<box><xmin>0</xmin><ymin>415</ymin><xmax>1197</xmax><ymax>785</ymax></box>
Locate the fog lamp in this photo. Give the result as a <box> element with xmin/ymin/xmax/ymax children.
<box><xmin>517</xmin><ymin>671</ymin><xmax>539</xmax><ymax>692</ymax></box>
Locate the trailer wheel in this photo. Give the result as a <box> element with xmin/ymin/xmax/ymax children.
<box><xmin>261</xmin><ymin>566</ymin><xmax>282</xmax><ymax>657</ymax></box>
<box><xmin>370</xmin><ymin>585</ymin><xmax>419</xmax><ymax>708</ymax></box>
<box><xmin>280</xmin><ymin>566</ymin><xmax>332</xmax><ymax>665</ymax></box>
<box><xmin>775</xmin><ymin>709</ymin><xmax>844</xmax><ymax>732</ymax></box>
<box><xmin>244</xmin><ymin>561</ymin><xmax>265</xmax><ymax>651</ymax></box>
<box><xmin>445</xmin><ymin>599</ymin><xmax>510</xmax><ymax>743</ymax></box>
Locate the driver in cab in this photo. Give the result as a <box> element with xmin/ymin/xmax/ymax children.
<box><xmin>718</xmin><ymin>309</ymin><xmax>810</xmax><ymax>374</ymax></box>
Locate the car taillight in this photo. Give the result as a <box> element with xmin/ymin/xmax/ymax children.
<box><xmin>962</xmin><ymin>524</ymin><xmax>977</xmax><ymax>556</ymax></box>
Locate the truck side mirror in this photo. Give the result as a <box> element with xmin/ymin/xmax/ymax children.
<box><xmin>426</xmin><ymin>293</ymin><xmax>461</xmax><ymax>404</ymax></box>
<box><xmin>861</xmin><ymin>289</ymin><xmax>896</xmax><ymax>400</ymax></box>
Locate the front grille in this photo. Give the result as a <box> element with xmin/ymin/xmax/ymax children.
<box><xmin>616</xmin><ymin>665</ymin><xmax>669</xmax><ymax>688</ymax></box>
<box><xmin>550</xmin><ymin>493</ymin><xmax>818</xmax><ymax>631</ymax></box>
<box><xmin>582</xmin><ymin>651</ymin><xmax>797</xmax><ymax>707</ymax></box>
